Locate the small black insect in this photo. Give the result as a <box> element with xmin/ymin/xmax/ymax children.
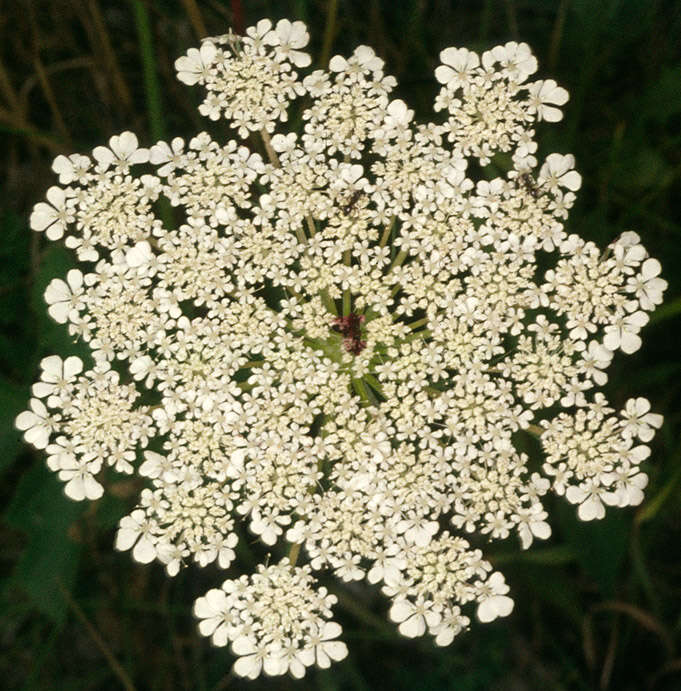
<box><xmin>341</xmin><ymin>190</ymin><xmax>364</xmax><ymax>216</ymax></box>
<box><xmin>517</xmin><ymin>172</ymin><xmax>539</xmax><ymax>199</ymax></box>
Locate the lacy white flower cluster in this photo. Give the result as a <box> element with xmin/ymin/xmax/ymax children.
<box><xmin>17</xmin><ymin>18</ymin><xmax>666</xmax><ymax>680</ymax></box>
<box><xmin>194</xmin><ymin>562</ymin><xmax>347</xmax><ymax>679</ymax></box>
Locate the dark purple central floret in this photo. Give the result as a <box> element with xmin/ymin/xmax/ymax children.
<box><xmin>331</xmin><ymin>313</ymin><xmax>367</xmax><ymax>354</ymax></box>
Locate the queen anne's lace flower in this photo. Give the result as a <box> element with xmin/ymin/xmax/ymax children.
<box><xmin>194</xmin><ymin>562</ymin><xmax>346</xmax><ymax>679</ymax></box>
<box><xmin>17</xmin><ymin>18</ymin><xmax>666</xmax><ymax>680</ymax></box>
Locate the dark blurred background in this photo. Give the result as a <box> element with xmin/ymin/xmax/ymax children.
<box><xmin>1</xmin><ymin>1</ymin><xmax>680</xmax><ymax>689</ymax></box>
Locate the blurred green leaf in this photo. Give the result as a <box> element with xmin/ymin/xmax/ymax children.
<box><xmin>5</xmin><ymin>460</ymin><xmax>83</xmax><ymax>624</ymax></box>
<box><xmin>0</xmin><ymin>378</ymin><xmax>27</xmax><ymax>473</ymax></box>
<box><xmin>92</xmin><ymin>493</ymin><xmax>129</xmax><ymax>531</ymax></box>
<box><xmin>642</xmin><ymin>65</ymin><xmax>681</xmax><ymax>122</ymax></box>
<box><xmin>618</xmin><ymin>146</ymin><xmax>673</xmax><ymax>192</ymax></box>
<box><xmin>636</xmin><ymin>457</ymin><xmax>681</xmax><ymax>525</ymax></box>
<box><xmin>514</xmin><ymin>563</ymin><xmax>584</xmax><ymax>625</ymax></box>
<box><xmin>490</xmin><ymin>544</ymin><xmax>577</xmax><ymax>566</ymax></box>
<box><xmin>12</xmin><ymin>518</ymin><xmax>82</xmax><ymax>625</ymax></box>
<box><xmin>649</xmin><ymin>297</ymin><xmax>681</xmax><ymax>324</ymax></box>
<box><xmin>556</xmin><ymin>501</ymin><xmax>630</xmax><ymax>597</ymax></box>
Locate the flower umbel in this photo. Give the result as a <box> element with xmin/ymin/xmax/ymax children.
<box><xmin>17</xmin><ymin>18</ymin><xmax>666</xmax><ymax>680</ymax></box>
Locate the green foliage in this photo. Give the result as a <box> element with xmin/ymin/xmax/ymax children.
<box><xmin>0</xmin><ymin>377</ymin><xmax>26</xmax><ymax>474</ymax></box>
<box><xmin>5</xmin><ymin>461</ymin><xmax>84</xmax><ymax>625</ymax></box>
<box><xmin>556</xmin><ymin>501</ymin><xmax>630</xmax><ymax>598</ymax></box>
<box><xmin>1</xmin><ymin>1</ymin><xmax>680</xmax><ymax>689</ymax></box>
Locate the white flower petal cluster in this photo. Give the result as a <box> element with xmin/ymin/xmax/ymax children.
<box><xmin>541</xmin><ymin>394</ymin><xmax>661</xmax><ymax>520</ymax></box>
<box><xmin>194</xmin><ymin>561</ymin><xmax>347</xmax><ymax>679</ymax></box>
<box><xmin>18</xmin><ymin>355</ymin><xmax>152</xmax><ymax>500</ymax></box>
<box><xmin>17</xmin><ymin>18</ymin><xmax>666</xmax><ymax>680</ymax></box>
<box><xmin>382</xmin><ymin>533</ymin><xmax>515</xmax><ymax>643</ymax></box>
<box><xmin>434</xmin><ymin>41</ymin><xmax>569</xmax><ymax>165</ymax></box>
<box><xmin>175</xmin><ymin>19</ymin><xmax>309</xmax><ymax>136</ymax></box>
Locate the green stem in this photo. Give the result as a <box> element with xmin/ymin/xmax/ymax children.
<box><xmin>305</xmin><ymin>215</ymin><xmax>316</xmax><ymax>236</ymax></box>
<box><xmin>343</xmin><ymin>250</ymin><xmax>352</xmax><ymax>315</ymax></box>
<box><xmin>131</xmin><ymin>0</ymin><xmax>174</xmax><ymax>229</ymax></box>
<box><xmin>318</xmin><ymin>0</ymin><xmax>338</xmax><ymax>68</ymax></box>
<box><xmin>352</xmin><ymin>378</ymin><xmax>374</xmax><ymax>405</ymax></box>
<box><xmin>407</xmin><ymin>317</ymin><xmax>429</xmax><ymax>331</ymax></box>
<box><xmin>379</xmin><ymin>216</ymin><xmax>396</xmax><ymax>248</ymax></box>
<box><xmin>526</xmin><ymin>423</ymin><xmax>543</xmax><ymax>438</ymax></box>
<box><xmin>403</xmin><ymin>329</ymin><xmax>432</xmax><ymax>342</ymax></box>
<box><xmin>288</xmin><ymin>542</ymin><xmax>302</xmax><ymax>567</ymax></box>
<box><xmin>260</xmin><ymin>128</ymin><xmax>280</xmax><ymax>166</ymax></box>
<box><xmin>59</xmin><ymin>580</ymin><xmax>137</xmax><ymax>691</ymax></box>
<box><xmin>131</xmin><ymin>0</ymin><xmax>165</xmax><ymax>142</ymax></box>
<box><xmin>319</xmin><ymin>288</ymin><xmax>338</xmax><ymax>316</ymax></box>
<box><xmin>388</xmin><ymin>249</ymin><xmax>408</xmax><ymax>272</ymax></box>
<box><xmin>387</xmin><ymin>249</ymin><xmax>408</xmax><ymax>300</ymax></box>
<box><xmin>363</xmin><ymin>373</ymin><xmax>384</xmax><ymax>398</ymax></box>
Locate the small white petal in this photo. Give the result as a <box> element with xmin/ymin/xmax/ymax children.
<box><xmin>398</xmin><ymin>615</ymin><xmax>426</xmax><ymax>638</ymax></box>
<box><xmin>132</xmin><ymin>537</ymin><xmax>157</xmax><ymax>563</ymax></box>
<box><xmin>232</xmin><ymin>637</ymin><xmax>257</xmax><ymax>656</ymax></box>
<box><xmin>44</xmin><ymin>278</ymin><xmax>70</xmax><ymax>305</ymax></box>
<box><xmin>233</xmin><ymin>655</ymin><xmax>262</xmax><ymax>680</ymax></box>
<box><xmin>578</xmin><ymin>495</ymin><xmax>605</xmax><ymax>521</ymax></box>
<box><xmin>389</xmin><ymin>600</ymin><xmax>413</xmax><ymax>624</ymax></box>
<box><xmin>115</xmin><ymin>527</ymin><xmax>139</xmax><ymax>551</ymax></box>
<box><xmin>126</xmin><ymin>241</ymin><xmax>153</xmax><ymax>268</ymax></box>
<box><xmin>477</xmin><ymin>595</ymin><xmax>514</xmax><ymax>623</ymax></box>
<box><xmin>321</xmin><ymin>640</ymin><xmax>348</xmax><ymax>662</ymax></box>
<box><xmin>63</xmin><ymin>356</ymin><xmax>83</xmax><ymax>379</ymax></box>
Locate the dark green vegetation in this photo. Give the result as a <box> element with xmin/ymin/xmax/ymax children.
<box><xmin>1</xmin><ymin>1</ymin><xmax>680</xmax><ymax>689</ymax></box>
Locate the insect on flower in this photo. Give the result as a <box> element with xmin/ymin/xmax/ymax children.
<box><xmin>517</xmin><ymin>171</ymin><xmax>540</xmax><ymax>199</ymax></box>
<box><xmin>332</xmin><ymin>313</ymin><xmax>367</xmax><ymax>354</ymax></box>
<box><xmin>340</xmin><ymin>189</ymin><xmax>365</xmax><ymax>216</ymax></box>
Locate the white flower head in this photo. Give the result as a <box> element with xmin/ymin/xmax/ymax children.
<box><xmin>125</xmin><ymin>241</ymin><xmax>154</xmax><ymax>269</ymax></box>
<box><xmin>629</xmin><ymin>258</ymin><xmax>667</xmax><ymax>310</ymax></box>
<box><xmin>539</xmin><ymin>153</ymin><xmax>582</xmax><ymax>192</ymax></box>
<box><xmin>385</xmin><ymin>99</ymin><xmax>414</xmax><ymax>129</ymax></box>
<box><xmin>194</xmin><ymin>562</ymin><xmax>346</xmax><ymax>679</ymax></box>
<box><xmin>603</xmin><ymin>310</ymin><xmax>649</xmax><ymax>354</ymax></box>
<box><xmin>44</xmin><ymin>269</ymin><xmax>86</xmax><ymax>324</ymax></box>
<box><xmin>329</xmin><ymin>45</ymin><xmax>384</xmax><ymax>73</ymax></box>
<box><xmin>621</xmin><ymin>397</ymin><xmax>664</xmax><ymax>442</ymax></box>
<box><xmin>52</xmin><ymin>153</ymin><xmax>91</xmax><ymax>185</ymax></box>
<box><xmin>487</xmin><ymin>41</ymin><xmax>538</xmax><ymax>81</ymax></box>
<box><xmin>115</xmin><ymin>509</ymin><xmax>157</xmax><ymax>564</ymax></box>
<box><xmin>17</xmin><ymin>16</ymin><xmax>667</xmax><ymax>677</ymax></box>
<box><xmin>57</xmin><ymin>455</ymin><xmax>104</xmax><ymax>501</ymax></box>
